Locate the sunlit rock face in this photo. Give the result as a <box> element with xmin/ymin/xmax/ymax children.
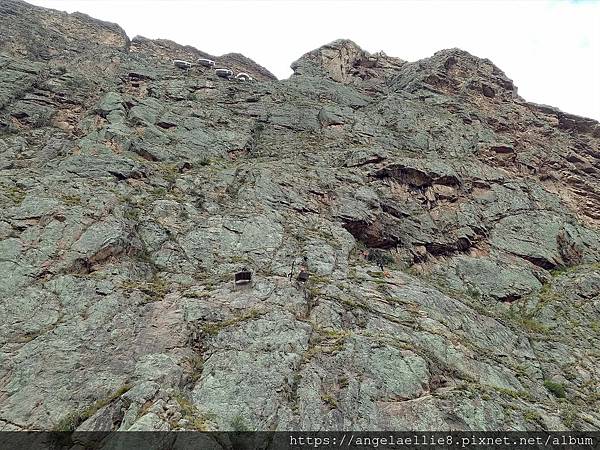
<box><xmin>1</xmin><ymin>0</ymin><xmax>600</xmax><ymax>433</ymax></box>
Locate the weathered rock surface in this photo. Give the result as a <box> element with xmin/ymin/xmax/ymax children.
<box><xmin>1</xmin><ymin>0</ymin><xmax>599</xmax><ymax>433</ymax></box>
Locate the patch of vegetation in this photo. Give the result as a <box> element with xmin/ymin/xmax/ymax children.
<box><xmin>451</xmin><ymin>381</ymin><xmax>488</xmax><ymax>401</ymax></box>
<box><xmin>315</xmin><ymin>328</ymin><xmax>350</xmax><ymax>355</ymax></box>
<box><xmin>306</xmin><ymin>285</ymin><xmax>321</xmax><ymax>301</ymax></box>
<box><xmin>347</xmin><ymin>266</ymin><xmax>357</xmax><ymax>279</ymax></box>
<box><xmin>518</xmin><ymin>318</ymin><xmax>551</xmax><ymax>335</ymax></box>
<box><xmin>523</xmin><ymin>410</ymin><xmax>542</xmax><ymax>423</ymax></box>
<box><xmin>544</xmin><ymin>380</ymin><xmax>566</xmax><ymax>398</ymax></box>
<box><xmin>159</xmin><ymin>163</ymin><xmax>179</xmax><ymax>186</ymax></box>
<box><xmin>173</xmin><ymin>393</ymin><xmax>212</xmax><ymax>431</ymax></box>
<box><xmin>64</xmin><ymin>76</ymin><xmax>80</xmax><ymax>88</ymax></box>
<box><xmin>513</xmin><ymin>364</ymin><xmax>530</xmax><ymax>379</ymax></box>
<box><xmin>376</xmin><ymin>283</ymin><xmax>391</xmax><ymax>297</ymax></box>
<box><xmin>561</xmin><ymin>365</ymin><xmax>578</xmax><ymax>382</ymax></box>
<box><xmin>201</xmin><ymin>309</ymin><xmax>263</xmax><ymax>336</ymax></box>
<box><xmin>54</xmin><ymin>413</ymin><xmax>81</xmax><ymax>433</ymax></box>
<box><xmin>34</xmin><ymin>113</ymin><xmax>54</xmax><ymax>128</ymax></box>
<box><xmin>188</xmin><ymin>354</ymin><xmax>204</xmax><ymax>382</ymax></box>
<box><xmin>349</xmin><ymin>240</ymin><xmax>368</xmax><ymax>259</ymax></box>
<box><xmin>338</xmin><ymin>376</ymin><xmax>349</xmax><ymax>389</ymax></box>
<box><xmin>53</xmin><ymin>384</ymin><xmax>131</xmax><ymax>432</ymax></box>
<box><xmin>587</xmin><ymin>391</ymin><xmax>600</xmax><ymax>404</ymax></box>
<box><xmin>133</xmin><ymin>246</ymin><xmax>155</xmax><ymax>267</ymax></box>
<box><xmin>302</xmin><ymin>345</ymin><xmax>322</xmax><ymax>362</ymax></box>
<box><xmin>550</xmin><ymin>266</ymin><xmax>572</xmax><ymax>277</ymax></box>
<box><xmin>491</xmin><ymin>386</ymin><xmax>533</xmax><ymax>401</ymax></box>
<box><xmin>310</xmin><ymin>274</ymin><xmax>330</xmax><ymax>284</ymax></box>
<box><xmin>561</xmin><ymin>404</ymin><xmax>578</xmax><ymax>429</ymax></box>
<box><xmin>230</xmin><ymin>414</ymin><xmax>251</xmax><ymax>432</ymax></box>
<box><xmin>123</xmin><ymin>205</ymin><xmax>141</xmax><ymax>221</ymax></box>
<box><xmin>322</xmin><ymin>329</ymin><xmax>350</xmax><ymax>340</ymax></box>
<box><xmin>465</xmin><ymin>286</ymin><xmax>482</xmax><ymax>300</ymax></box>
<box><xmin>292</xmin><ymin>371</ymin><xmax>303</xmax><ymax>383</ymax></box>
<box><xmin>341</xmin><ymin>298</ymin><xmax>359</xmax><ymax>309</ymax></box>
<box><xmin>366</xmin><ymin>270</ymin><xmax>385</xmax><ymax>279</ymax></box>
<box><xmin>4</xmin><ymin>185</ymin><xmax>26</xmax><ymax>205</ymax></box>
<box><xmin>505</xmin><ymin>306</ymin><xmax>551</xmax><ymax>335</ymax></box>
<box><xmin>537</xmin><ymin>283</ymin><xmax>559</xmax><ymax>305</ymax></box>
<box><xmin>121</xmin><ymin>274</ymin><xmax>168</xmax><ymax>303</ymax></box>
<box><xmin>150</xmin><ymin>186</ymin><xmax>168</xmax><ymax>200</ymax></box>
<box><xmin>54</xmin><ymin>65</ymin><xmax>68</xmax><ymax>75</ymax></box>
<box><xmin>321</xmin><ymin>393</ymin><xmax>338</xmax><ymax>409</ymax></box>
<box><xmin>61</xmin><ymin>194</ymin><xmax>81</xmax><ymax>206</ymax></box>
<box><xmin>229</xmin><ymin>255</ymin><xmax>247</xmax><ymax>264</ymax></box>
<box><xmin>185</xmin><ymin>289</ymin><xmax>211</xmax><ymax>300</ymax></box>
<box><xmin>551</xmin><ymin>262</ymin><xmax>600</xmax><ymax>277</ymax></box>
<box><xmin>304</xmin><ymin>329</ymin><xmax>351</xmax><ymax>360</ymax></box>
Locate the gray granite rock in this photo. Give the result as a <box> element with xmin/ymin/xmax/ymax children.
<box><xmin>1</xmin><ymin>2</ymin><xmax>599</xmax><ymax>432</ymax></box>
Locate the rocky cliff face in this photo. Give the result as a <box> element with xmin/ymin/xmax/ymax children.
<box><xmin>1</xmin><ymin>0</ymin><xmax>600</xmax><ymax>433</ymax></box>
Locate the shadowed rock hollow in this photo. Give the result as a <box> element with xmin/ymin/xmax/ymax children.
<box><xmin>1</xmin><ymin>0</ymin><xmax>600</xmax><ymax>433</ymax></box>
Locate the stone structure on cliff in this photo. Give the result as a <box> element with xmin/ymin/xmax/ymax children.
<box><xmin>1</xmin><ymin>0</ymin><xmax>599</xmax><ymax>434</ymax></box>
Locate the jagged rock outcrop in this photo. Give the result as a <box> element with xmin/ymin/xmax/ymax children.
<box><xmin>291</xmin><ymin>39</ymin><xmax>406</xmax><ymax>83</ymax></box>
<box><xmin>1</xmin><ymin>0</ymin><xmax>600</xmax><ymax>434</ymax></box>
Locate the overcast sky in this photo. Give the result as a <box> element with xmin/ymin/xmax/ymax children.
<box><xmin>27</xmin><ymin>0</ymin><xmax>600</xmax><ymax>120</ymax></box>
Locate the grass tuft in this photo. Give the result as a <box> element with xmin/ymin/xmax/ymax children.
<box><xmin>544</xmin><ymin>380</ymin><xmax>566</xmax><ymax>398</ymax></box>
<box><xmin>53</xmin><ymin>384</ymin><xmax>131</xmax><ymax>432</ymax></box>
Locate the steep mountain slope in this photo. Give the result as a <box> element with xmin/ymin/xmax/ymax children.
<box><xmin>1</xmin><ymin>0</ymin><xmax>599</xmax><ymax>432</ymax></box>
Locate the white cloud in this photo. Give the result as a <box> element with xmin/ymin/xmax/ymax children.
<box><xmin>25</xmin><ymin>0</ymin><xmax>600</xmax><ymax>120</ymax></box>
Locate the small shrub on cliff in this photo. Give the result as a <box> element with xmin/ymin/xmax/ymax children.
<box><xmin>544</xmin><ymin>380</ymin><xmax>566</xmax><ymax>398</ymax></box>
